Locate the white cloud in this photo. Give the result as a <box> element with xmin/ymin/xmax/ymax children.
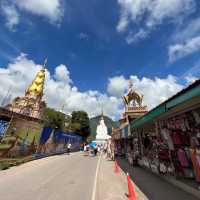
<box><xmin>78</xmin><ymin>33</ymin><xmax>89</xmax><ymax>40</ymax></box>
<box><xmin>185</xmin><ymin>74</ymin><xmax>199</xmax><ymax>84</ymax></box>
<box><xmin>14</xmin><ymin>0</ymin><xmax>63</xmax><ymax>24</ymax></box>
<box><xmin>117</xmin><ymin>13</ymin><xmax>129</xmax><ymax>33</ymax></box>
<box><xmin>0</xmin><ymin>54</ymin><xmax>121</xmax><ymax>119</ymax></box>
<box><xmin>0</xmin><ymin>54</ymin><xmax>194</xmax><ymax>119</ymax></box>
<box><xmin>1</xmin><ymin>0</ymin><xmax>63</xmax><ymax>28</ymax></box>
<box><xmin>169</xmin><ymin>36</ymin><xmax>200</xmax><ymax>62</ymax></box>
<box><xmin>168</xmin><ymin>17</ymin><xmax>200</xmax><ymax>62</ymax></box>
<box><xmin>172</xmin><ymin>17</ymin><xmax>200</xmax><ymax>42</ymax></box>
<box><xmin>1</xmin><ymin>4</ymin><xmax>19</xmax><ymax>30</ymax></box>
<box><xmin>146</xmin><ymin>0</ymin><xmax>195</xmax><ymax>27</ymax></box>
<box><xmin>117</xmin><ymin>0</ymin><xmax>196</xmax><ymax>43</ymax></box>
<box><xmin>126</xmin><ymin>29</ymin><xmax>149</xmax><ymax>44</ymax></box>
<box><xmin>54</xmin><ymin>64</ymin><xmax>72</xmax><ymax>83</ymax></box>
<box><xmin>107</xmin><ymin>75</ymin><xmax>128</xmax><ymax>97</ymax></box>
<box><xmin>129</xmin><ymin>75</ymin><xmax>184</xmax><ymax>109</ymax></box>
<box><xmin>117</xmin><ymin>0</ymin><xmax>151</xmax><ymax>32</ymax></box>
<box><xmin>108</xmin><ymin>74</ymin><xmax>184</xmax><ymax>109</ymax></box>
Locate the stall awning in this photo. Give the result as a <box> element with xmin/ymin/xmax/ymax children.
<box><xmin>166</xmin><ymin>85</ymin><xmax>200</xmax><ymax>109</ymax></box>
<box><xmin>130</xmin><ymin>79</ymin><xmax>200</xmax><ymax>130</ymax></box>
<box><xmin>131</xmin><ymin>104</ymin><xmax>166</xmax><ymax>129</ymax></box>
<box><xmin>119</xmin><ymin>124</ymin><xmax>129</xmax><ymax>139</ymax></box>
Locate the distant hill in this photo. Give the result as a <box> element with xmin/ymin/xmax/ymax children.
<box><xmin>89</xmin><ymin>115</ymin><xmax>119</xmax><ymax>136</ymax></box>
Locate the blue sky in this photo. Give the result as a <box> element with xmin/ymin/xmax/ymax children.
<box><xmin>0</xmin><ymin>0</ymin><xmax>200</xmax><ymax>119</ymax></box>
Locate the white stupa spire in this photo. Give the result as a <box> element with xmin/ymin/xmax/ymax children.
<box><xmin>96</xmin><ymin>112</ymin><xmax>111</xmax><ymax>141</ymax></box>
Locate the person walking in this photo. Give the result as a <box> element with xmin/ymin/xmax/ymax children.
<box><xmin>94</xmin><ymin>146</ymin><xmax>98</xmax><ymax>156</ymax></box>
<box><xmin>67</xmin><ymin>142</ymin><xmax>71</xmax><ymax>154</ymax></box>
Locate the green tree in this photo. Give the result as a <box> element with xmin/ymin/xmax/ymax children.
<box><xmin>87</xmin><ymin>134</ymin><xmax>95</xmax><ymax>143</ymax></box>
<box><xmin>71</xmin><ymin>111</ymin><xmax>90</xmax><ymax>138</ymax></box>
<box><xmin>43</xmin><ymin>107</ymin><xmax>71</xmax><ymax>131</ymax></box>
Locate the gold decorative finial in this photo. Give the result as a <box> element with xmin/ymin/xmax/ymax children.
<box><xmin>43</xmin><ymin>58</ymin><xmax>48</xmax><ymax>69</ymax></box>
<box><xmin>128</xmin><ymin>79</ymin><xmax>133</xmax><ymax>89</ymax></box>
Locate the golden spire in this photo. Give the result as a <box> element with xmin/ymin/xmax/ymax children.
<box><xmin>25</xmin><ymin>59</ymin><xmax>46</xmax><ymax>98</ymax></box>
<box><xmin>128</xmin><ymin>79</ymin><xmax>133</xmax><ymax>90</ymax></box>
<box><xmin>43</xmin><ymin>58</ymin><xmax>48</xmax><ymax>69</ymax></box>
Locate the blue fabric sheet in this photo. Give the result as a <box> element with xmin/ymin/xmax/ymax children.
<box><xmin>39</xmin><ymin>127</ymin><xmax>82</xmax><ymax>147</ymax></box>
<box><xmin>39</xmin><ymin>127</ymin><xmax>53</xmax><ymax>145</ymax></box>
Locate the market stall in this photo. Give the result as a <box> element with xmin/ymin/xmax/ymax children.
<box><xmin>131</xmin><ymin>79</ymin><xmax>200</xmax><ymax>184</ymax></box>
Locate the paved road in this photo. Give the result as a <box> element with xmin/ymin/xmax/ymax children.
<box><xmin>0</xmin><ymin>152</ymin><xmax>98</xmax><ymax>200</ymax></box>
<box><xmin>118</xmin><ymin>158</ymin><xmax>200</xmax><ymax>200</ymax></box>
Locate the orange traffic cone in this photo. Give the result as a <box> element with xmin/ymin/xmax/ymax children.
<box><xmin>114</xmin><ymin>160</ymin><xmax>120</xmax><ymax>174</ymax></box>
<box><xmin>127</xmin><ymin>173</ymin><xmax>137</xmax><ymax>200</ymax></box>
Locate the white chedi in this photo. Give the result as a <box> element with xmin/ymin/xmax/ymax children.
<box><xmin>96</xmin><ymin>116</ymin><xmax>111</xmax><ymax>141</ymax></box>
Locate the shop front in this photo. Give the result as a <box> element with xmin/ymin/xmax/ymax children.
<box><xmin>131</xmin><ymin>79</ymin><xmax>200</xmax><ymax>186</ymax></box>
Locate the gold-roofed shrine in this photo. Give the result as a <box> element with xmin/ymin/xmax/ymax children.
<box><xmin>5</xmin><ymin>60</ymin><xmax>47</xmax><ymax>119</ymax></box>
<box><xmin>120</xmin><ymin>79</ymin><xmax>148</xmax><ymax>125</ymax></box>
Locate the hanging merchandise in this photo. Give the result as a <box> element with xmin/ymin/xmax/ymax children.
<box><xmin>190</xmin><ymin>148</ymin><xmax>200</xmax><ymax>182</ymax></box>
<box><xmin>132</xmin><ymin>138</ymin><xmax>139</xmax><ymax>165</ymax></box>
<box><xmin>192</xmin><ymin>111</ymin><xmax>200</xmax><ymax>124</ymax></box>
<box><xmin>160</xmin><ymin>128</ymin><xmax>174</xmax><ymax>150</ymax></box>
<box><xmin>157</xmin><ymin>108</ymin><xmax>200</xmax><ymax>183</ymax></box>
<box><xmin>177</xmin><ymin>148</ymin><xmax>189</xmax><ymax>168</ymax></box>
<box><xmin>160</xmin><ymin>162</ymin><xmax>167</xmax><ymax>173</ymax></box>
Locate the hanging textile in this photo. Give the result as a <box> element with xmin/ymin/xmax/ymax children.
<box><xmin>161</xmin><ymin>128</ymin><xmax>174</xmax><ymax>150</ymax></box>
<box><xmin>190</xmin><ymin>148</ymin><xmax>200</xmax><ymax>182</ymax></box>
<box><xmin>177</xmin><ymin>148</ymin><xmax>189</xmax><ymax>167</ymax></box>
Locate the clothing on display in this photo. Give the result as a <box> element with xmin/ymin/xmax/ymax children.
<box><xmin>177</xmin><ymin>148</ymin><xmax>189</xmax><ymax>167</ymax></box>
<box><xmin>139</xmin><ymin>108</ymin><xmax>200</xmax><ymax>183</ymax></box>
<box><xmin>190</xmin><ymin>148</ymin><xmax>200</xmax><ymax>182</ymax></box>
<box><xmin>161</xmin><ymin>128</ymin><xmax>174</xmax><ymax>150</ymax></box>
<box><xmin>159</xmin><ymin>109</ymin><xmax>200</xmax><ymax>182</ymax></box>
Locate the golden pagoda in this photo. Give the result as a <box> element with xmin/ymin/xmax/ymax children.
<box><xmin>25</xmin><ymin>68</ymin><xmax>45</xmax><ymax>99</ymax></box>
<box><xmin>5</xmin><ymin>60</ymin><xmax>47</xmax><ymax>119</ymax></box>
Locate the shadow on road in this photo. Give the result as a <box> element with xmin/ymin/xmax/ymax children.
<box><xmin>116</xmin><ymin>157</ymin><xmax>200</xmax><ymax>200</ymax></box>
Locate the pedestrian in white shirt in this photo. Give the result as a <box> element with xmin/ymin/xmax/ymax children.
<box><xmin>67</xmin><ymin>143</ymin><xmax>71</xmax><ymax>154</ymax></box>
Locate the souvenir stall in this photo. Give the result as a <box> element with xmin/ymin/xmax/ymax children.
<box><xmin>126</xmin><ymin>137</ymin><xmax>133</xmax><ymax>165</ymax></box>
<box><xmin>142</xmin><ymin>132</ymin><xmax>174</xmax><ymax>175</ymax></box>
<box><xmin>119</xmin><ymin>128</ymin><xmax>126</xmax><ymax>157</ymax></box>
<box><xmin>136</xmin><ymin>107</ymin><xmax>200</xmax><ymax>182</ymax></box>
<box><xmin>132</xmin><ymin>137</ymin><xmax>140</xmax><ymax>165</ymax></box>
<box><xmin>158</xmin><ymin>108</ymin><xmax>200</xmax><ymax>182</ymax></box>
<box><xmin>120</xmin><ymin>124</ymin><xmax>132</xmax><ymax>161</ymax></box>
<box><xmin>131</xmin><ymin>79</ymin><xmax>200</xmax><ymax>185</ymax></box>
<box><xmin>124</xmin><ymin>124</ymin><xmax>133</xmax><ymax>164</ymax></box>
<box><xmin>136</xmin><ymin>129</ymin><xmax>168</xmax><ymax>174</ymax></box>
<box><xmin>134</xmin><ymin>121</ymin><xmax>162</xmax><ymax>172</ymax></box>
<box><xmin>112</xmin><ymin>129</ymin><xmax>121</xmax><ymax>157</ymax></box>
<box><xmin>127</xmin><ymin>129</ymin><xmax>140</xmax><ymax>165</ymax></box>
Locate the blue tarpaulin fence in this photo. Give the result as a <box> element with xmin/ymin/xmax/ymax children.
<box><xmin>35</xmin><ymin>127</ymin><xmax>82</xmax><ymax>158</ymax></box>
<box><xmin>39</xmin><ymin>127</ymin><xmax>82</xmax><ymax>144</ymax></box>
<box><xmin>39</xmin><ymin>127</ymin><xmax>52</xmax><ymax>144</ymax></box>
